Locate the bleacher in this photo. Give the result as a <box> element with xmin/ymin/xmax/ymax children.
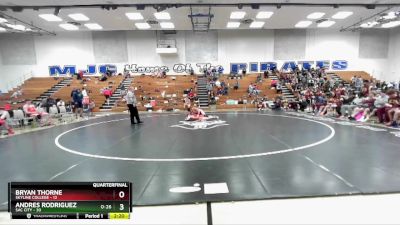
<box><xmin>1</xmin><ymin>71</ymin><xmax>378</xmax><ymax>113</ymax></box>
<box><xmin>52</xmin><ymin>76</ymin><xmax>124</xmax><ymax>112</ymax></box>
<box><xmin>114</xmin><ymin>75</ymin><xmax>197</xmax><ymax>112</ymax></box>
<box><xmin>0</xmin><ymin>77</ymin><xmax>61</xmax><ymax>110</ymax></box>
<box><xmin>212</xmin><ymin>73</ymin><xmax>281</xmax><ymax>110</ymax></box>
<box><xmin>333</xmin><ymin>71</ymin><xmax>376</xmax><ymax>83</ymax></box>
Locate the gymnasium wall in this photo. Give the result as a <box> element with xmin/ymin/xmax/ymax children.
<box><xmin>388</xmin><ymin>27</ymin><xmax>400</xmax><ymax>82</ymax></box>
<box><xmin>0</xmin><ymin>29</ymin><xmax>397</xmax><ymax>92</ymax></box>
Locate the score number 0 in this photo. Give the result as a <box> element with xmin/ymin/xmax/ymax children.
<box><xmin>118</xmin><ymin>191</ymin><xmax>125</xmax><ymax>211</ymax></box>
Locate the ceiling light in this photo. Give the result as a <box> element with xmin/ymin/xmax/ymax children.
<box><xmin>317</xmin><ymin>20</ymin><xmax>336</xmax><ymax>28</ymax></box>
<box><xmin>230</xmin><ymin>11</ymin><xmax>246</xmax><ymax>19</ymax></box>
<box><xmin>295</xmin><ymin>20</ymin><xmax>312</xmax><ymax>28</ymax></box>
<box><xmin>307</xmin><ymin>12</ymin><xmax>325</xmax><ymax>19</ymax></box>
<box><xmin>135</xmin><ymin>22</ymin><xmax>151</xmax><ymax>29</ymax></box>
<box><xmin>381</xmin><ymin>21</ymin><xmax>400</xmax><ymax>28</ymax></box>
<box><xmin>360</xmin><ymin>21</ymin><xmax>378</xmax><ymax>28</ymax></box>
<box><xmin>0</xmin><ymin>27</ymin><xmax>6</xmax><ymax>32</ymax></box>
<box><xmin>5</xmin><ymin>23</ymin><xmax>26</xmax><ymax>31</ymax></box>
<box><xmin>0</xmin><ymin>17</ymin><xmax>7</xmax><ymax>23</ymax></box>
<box><xmin>332</xmin><ymin>11</ymin><xmax>353</xmax><ymax>19</ymax></box>
<box><xmin>125</xmin><ymin>12</ymin><xmax>144</xmax><ymax>20</ymax></box>
<box><xmin>226</xmin><ymin>22</ymin><xmax>240</xmax><ymax>28</ymax></box>
<box><xmin>84</xmin><ymin>23</ymin><xmax>102</xmax><ymax>30</ymax></box>
<box><xmin>154</xmin><ymin>12</ymin><xmax>171</xmax><ymax>20</ymax></box>
<box><xmin>382</xmin><ymin>12</ymin><xmax>397</xmax><ymax>20</ymax></box>
<box><xmin>68</xmin><ymin>13</ymin><xmax>89</xmax><ymax>21</ymax></box>
<box><xmin>59</xmin><ymin>23</ymin><xmax>79</xmax><ymax>31</ymax></box>
<box><xmin>249</xmin><ymin>21</ymin><xmax>265</xmax><ymax>28</ymax></box>
<box><xmin>39</xmin><ymin>14</ymin><xmax>62</xmax><ymax>22</ymax></box>
<box><xmin>256</xmin><ymin>11</ymin><xmax>274</xmax><ymax>19</ymax></box>
<box><xmin>160</xmin><ymin>22</ymin><xmax>174</xmax><ymax>29</ymax></box>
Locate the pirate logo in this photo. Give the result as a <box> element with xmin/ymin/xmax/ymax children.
<box><xmin>171</xmin><ymin>116</ymin><xmax>229</xmax><ymax>130</ymax></box>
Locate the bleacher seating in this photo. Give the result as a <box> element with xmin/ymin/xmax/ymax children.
<box><xmin>52</xmin><ymin>76</ymin><xmax>124</xmax><ymax>112</ymax></box>
<box><xmin>333</xmin><ymin>71</ymin><xmax>375</xmax><ymax>83</ymax></box>
<box><xmin>114</xmin><ymin>75</ymin><xmax>197</xmax><ymax>112</ymax></box>
<box><xmin>1</xmin><ymin>71</ymin><xmax>377</xmax><ymax>114</ymax></box>
<box><xmin>212</xmin><ymin>73</ymin><xmax>281</xmax><ymax>110</ymax></box>
<box><xmin>0</xmin><ymin>77</ymin><xmax>60</xmax><ymax>110</ymax></box>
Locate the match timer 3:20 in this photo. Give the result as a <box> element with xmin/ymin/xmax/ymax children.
<box><xmin>8</xmin><ymin>182</ymin><xmax>132</xmax><ymax>219</ymax></box>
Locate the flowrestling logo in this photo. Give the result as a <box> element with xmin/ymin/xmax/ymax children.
<box><xmin>170</xmin><ymin>116</ymin><xmax>229</xmax><ymax>130</ymax></box>
<box><xmin>48</xmin><ymin>60</ymin><xmax>348</xmax><ymax>76</ymax></box>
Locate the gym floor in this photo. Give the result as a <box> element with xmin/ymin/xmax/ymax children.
<box><xmin>1</xmin><ymin>111</ymin><xmax>400</xmax><ymax>210</ymax></box>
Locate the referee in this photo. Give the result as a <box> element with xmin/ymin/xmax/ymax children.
<box><xmin>125</xmin><ymin>87</ymin><xmax>142</xmax><ymax>124</ymax></box>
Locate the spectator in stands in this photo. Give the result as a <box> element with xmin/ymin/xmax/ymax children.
<box><xmin>23</xmin><ymin>100</ymin><xmax>48</xmax><ymax>121</ymax></box>
<box><xmin>242</xmin><ymin>68</ymin><xmax>247</xmax><ymax>76</ymax></box>
<box><xmin>385</xmin><ymin>90</ymin><xmax>400</xmax><ymax>126</ymax></box>
<box><xmin>10</xmin><ymin>88</ymin><xmax>22</xmax><ymax>99</ymax></box>
<box><xmin>100</xmin><ymin>74</ymin><xmax>108</xmax><ymax>82</ymax></box>
<box><xmin>234</xmin><ymin>80</ymin><xmax>239</xmax><ymax>90</ymax></box>
<box><xmin>73</xmin><ymin>89</ymin><xmax>83</xmax><ymax>119</ymax></box>
<box><xmin>124</xmin><ymin>87</ymin><xmax>142</xmax><ymax>125</ymax></box>
<box><xmin>276</xmin><ymin>82</ymin><xmax>282</xmax><ymax>94</ymax></box>
<box><xmin>56</xmin><ymin>99</ymin><xmax>65</xmax><ymax>108</ymax></box>
<box><xmin>189</xmin><ymin>68</ymin><xmax>195</xmax><ymax>76</ymax></box>
<box><xmin>215</xmin><ymin>79</ymin><xmax>221</xmax><ymax>89</ymax></box>
<box><xmin>184</xmin><ymin>96</ymin><xmax>191</xmax><ymax>110</ymax></box>
<box><xmin>102</xmin><ymin>88</ymin><xmax>113</xmax><ymax>105</ymax></box>
<box><xmin>264</xmin><ymin>71</ymin><xmax>269</xmax><ymax>79</ymax></box>
<box><xmin>41</xmin><ymin>97</ymin><xmax>56</xmax><ymax>113</ymax></box>
<box><xmin>355</xmin><ymin>76</ymin><xmax>363</xmax><ymax>93</ymax></box>
<box><xmin>271</xmin><ymin>79</ymin><xmax>278</xmax><ymax>89</ymax></box>
<box><xmin>77</xmin><ymin>71</ymin><xmax>84</xmax><ymax>80</ymax></box>
<box><xmin>218</xmin><ymin>66</ymin><xmax>224</xmax><ymax>75</ymax></box>
<box><xmin>188</xmin><ymin>89</ymin><xmax>195</xmax><ymax>101</ymax></box>
<box><xmin>389</xmin><ymin>108</ymin><xmax>400</xmax><ymax>127</ymax></box>
<box><xmin>82</xmin><ymin>87</ymin><xmax>88</xmax><ymax>97</ymax></box>
<box><xmin>0</xmin><ymin>109</ymin><xmax>14</xmax><ymax>135</ymax></box>
<box><xmin>206</xmin><ymin>83</ymin><xmax>213</xmax><ymax>95</ymax></box>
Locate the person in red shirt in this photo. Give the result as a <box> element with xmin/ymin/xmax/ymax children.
<box><xmin>0</xmin><ymin>108</ymin><xmax>14</xmax><ymax>135</ymax></box>
<box><xmin>103</xmin><ymin>88</ymin><xmax>113</xmax><ymax>105</ymax></box>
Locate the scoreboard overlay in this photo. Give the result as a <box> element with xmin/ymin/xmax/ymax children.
<box><xmin>8</xmin><ymin>182</ymin><xmax>132</xmax><ymax>219</ymax></box>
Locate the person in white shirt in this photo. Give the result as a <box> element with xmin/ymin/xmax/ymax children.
<box><xmin>10</xmin><ymin>89</ymin><xmax>22</xmax><ymax>99</ymax></box>
<box><xmin>81</xmin><ymin>88</ymin><xmax>88</xmax><ymax>97</ymax></box>
<box><xmin>215</xmin><ymin>80</ymin><xmax>221</xmax><ymax>88</ymax></box>
<box><xmin>57</xmin><ymin>99</ymin><xmax>65</xmax><ymax>107</ymax></box>
<box><xmin>124</xmin><ymin>88</ymin><xmax>142</xmax><ymax>125</ymax></box>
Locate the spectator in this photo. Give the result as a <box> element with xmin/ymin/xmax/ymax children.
<box><xmin>0</xmin><ymin>109</ymin><xmax>14</xmax><ymax>135</ymax></box>
<box><xmin>73</xmin><ymin>89</ymin><xmax>83</xmax><ymax>119</ymax></box>
<box><xmin>102</xmin><ymin>88</ymin><xmax>113</xmax><ymax>105</ymax></box>
<box><xmin>10</xmin><ymin>88</ymin><xmax>22</xmax><ymax>99</ymax></box>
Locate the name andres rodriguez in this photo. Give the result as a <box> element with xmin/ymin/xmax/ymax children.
<box><xmin>15</xmin><ymin>202</ymin><xmax>77</xmax><ymax>208</ymax></box>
